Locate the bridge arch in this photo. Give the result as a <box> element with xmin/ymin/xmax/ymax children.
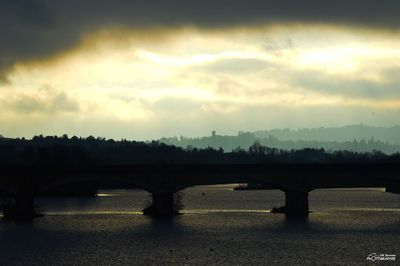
<box><xmin>37</xmin><ymin>175</ymin><xmax>153</xmax><ymax>195</ymax></box>
<box><xmin>178</xmin><ymin>176</ymin><xmax>287</xmax><ymax>192</ymax></box>
<box><xmin>0</xmin><ymin>185</ymin><xmax>16</xmax><ymax>196</ymax></box>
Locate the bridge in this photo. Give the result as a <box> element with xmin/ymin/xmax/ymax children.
<box><xmin>0</xmin><ymin>163</ymin><xmax>399</xmax><ymax>219</ymax></box>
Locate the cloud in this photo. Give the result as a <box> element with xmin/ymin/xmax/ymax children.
<box><xmin>1</xmin><ymin>86</ymin><xmax>80</xmax><ymax>115</ymax></box>
<box><xmin>291</xmin><ymin>67</ymin><xmax>400</xmax><ymax>100</ymax></box>
<box><xmin>194</xmin><ymin>58</ymin><xmax>272</xmax><ymax>74</ymax></box>
<box><xmin>1</xmin><ymin>0</ymin><xmax>400</xmax><ymax>80</ymax></box>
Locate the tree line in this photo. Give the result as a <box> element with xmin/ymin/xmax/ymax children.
<box><xmin>0</xmin><ymin>134</ymin><xmax>399</xmax><ymax>167</ymax></box>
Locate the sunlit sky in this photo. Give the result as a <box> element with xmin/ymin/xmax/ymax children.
<box><xmin>1</xmin><ymin>1</ymin><xmax>400</xmax><ymax>139</ymax></box>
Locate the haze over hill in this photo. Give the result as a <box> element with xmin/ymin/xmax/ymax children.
<box><xmin>253</xmin><ymin>125</ymin><xmax>400</xmax><ymax>144</ymax></box>
<box><xmin>159</xmin><ymin>125</ymin><xmax>400</xmax><ymax>154</ymax></box>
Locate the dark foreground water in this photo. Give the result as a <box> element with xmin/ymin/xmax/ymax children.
<box><xmin>1</xmin><ymin>186</ymin><xmax>399</xmax><ymax>265</ymax></box>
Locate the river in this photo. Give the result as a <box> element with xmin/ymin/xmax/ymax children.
<box><xmin>1</xmin><ymin>186</ymin><xmax>399</xmax><ymax>265</ymax></box>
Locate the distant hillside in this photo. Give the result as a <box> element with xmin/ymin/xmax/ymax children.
<box><xmin>253</xmin><ymin>125</ymin><xmax>400</xmax><ymax>144</ymax></box>
<box><xmin>159</xmin><ymin>125</ymin><xmax>400</xmax><ymax>154</ymax></box>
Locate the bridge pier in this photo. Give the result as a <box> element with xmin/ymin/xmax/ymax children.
<box><xmin>385</xmin><ymin>185</ymin><xmax>400</xmax><ymax>194</ymax></box>
<box><xmin>284</xmin><ymin>190</ymin><xmax>309</xmax><ymax>216</ymax></box>
<box><xmin>3</xmin><ymin>195</ymin><xmax>39</xmax><ymax>220</ymax></box>
<box><xmin>143</xmin><ymin>192</ymin><xmax>178</xmax><ymax>217</ymax></box>
<box><xmin>15</xmin><ymin>196</ymin><xmax>35</xmax><ymax>219</ymax></box>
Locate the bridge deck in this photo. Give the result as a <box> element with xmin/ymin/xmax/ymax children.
<box><xmin>1</xmin><ymin>163</ymin><xmax>399</xmax><ymax>192</ymax></box>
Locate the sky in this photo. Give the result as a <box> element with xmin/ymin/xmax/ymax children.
<box><xmin>1</xmin><ymin>0</ymin><xmax>400</xmax><ymax>140</ymax></box>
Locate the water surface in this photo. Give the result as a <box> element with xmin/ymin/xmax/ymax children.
<box><xmin>1</xmin><ymin>186</ymin><xmax>399</xmax><ymax>265</ymax></box>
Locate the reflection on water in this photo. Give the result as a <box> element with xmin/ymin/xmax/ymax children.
<box><xmin>42</xmin><ymin>210</ymin><xmax>272</xmax><ymax>216</ymax></box>
<box><xmin>181</xmin><ymin>209</ymin><xmax>271</xmax><ymax>214</ymax></box>
<box><xmin>95</xmin><ymin>193</ymin><xmax>119</xmax><ymax>197</ymax></box>
<box><xmin>0</xmin><ymin>186</ymin><xmax>399</xmax><ymax>265</ymax></box>
<box><xmin>43</xmin><ymin>211</ymin><xmax>144</xmax><ymax>216</ymax></box>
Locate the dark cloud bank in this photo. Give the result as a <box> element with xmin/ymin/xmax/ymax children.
<box><xmin>1</xmin><ymin>0</ymin><xmax>400</xmax><ymax>80</ymax></box>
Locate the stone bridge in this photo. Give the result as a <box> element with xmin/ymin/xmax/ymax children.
<box><xmin>0</xmin><ymin>163</ymin><xmax>399</xmax><ymax>219</ymax></box>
